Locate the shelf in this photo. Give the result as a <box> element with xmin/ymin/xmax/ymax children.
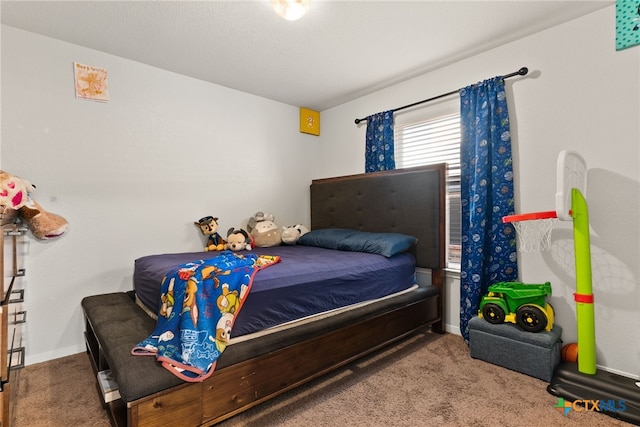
<box><xmin>8</xmin><ymin>348</ymin><xmax>24</xmax><ymax>371</ymax></box>
<box><xmin>2</xmin><ymin>282</ymin><xmax>25</xmax><ymax>308</ymax></box>
<box><xmin>9</xmin><ymin>311</ymin><xmax>26</xmax><ymax>326</ymax></box>
<box><xmin>7</xmin><ymin>290</ymin><xmax>24</xmax><ymax>305</ymax></box>
<box><xmin>0</xmin><ymin>212</ymin><xmax>27</xmax><ymax>427</ymax></box>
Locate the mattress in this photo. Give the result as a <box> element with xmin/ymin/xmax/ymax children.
<box><xmin>134</xmin><ymin>245</ymin><xmax>416</xmax><ymax>337</ymax></box>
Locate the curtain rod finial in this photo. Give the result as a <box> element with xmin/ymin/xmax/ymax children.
<box><xmin>518</xmin><ymin>67</ymin><xmax>528</xmax><ymax>75</ymax></box>
<box><xmin>355</xmin><ymin>118</ymin><xmax>362</xmax><ymax>124</ymax></box>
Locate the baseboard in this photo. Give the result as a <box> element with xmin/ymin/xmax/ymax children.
<box><xmin>25</xmin><ymin>343</ymin><xmax>86</xmax><ymax>366</ymax></box>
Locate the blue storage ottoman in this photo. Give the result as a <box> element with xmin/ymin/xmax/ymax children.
<box><xmin>468</xmin><ymin>316</ymin><xmax>562</xmax><ymax>382</ymax></box>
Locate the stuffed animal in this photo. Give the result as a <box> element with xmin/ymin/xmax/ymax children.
<box><xmin>19</xmin><ymin>198</ymin><xmax>69</xmax><ymax>240</ymax></box>
<box><xmin>0</xmin><ymin>170</ymin><xmax>31</xmax><ymax>210</ymax></box>
<box><xmin>0</xmin><ymin>171</ymin><xmax>68</xmax><ymax>240</ymax></box>
<box><xmin>225</xmin><ymin>228</ymin><xmax>252</xmax><ymax>251</ymax></box>
<box><xmin>194</xmin><ymin>216</ymin><xmax>226</xmax><ymax>251</ymax></box>
<box><xmin>281</xmin><ymin>224</ymin><xmax>309</xmax><ymax>245</ymax></box>
<box><xmin>247</xmin><ymin>211</ymin><xmax>282</xmax><ymax>248</ymax></box>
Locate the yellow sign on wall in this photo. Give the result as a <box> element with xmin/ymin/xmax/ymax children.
<box><xmin>299</xmin><ymin>108</ymin><xmax>320</xmax><ymax>136</ymax></box>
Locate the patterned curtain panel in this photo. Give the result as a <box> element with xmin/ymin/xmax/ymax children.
<box><xmin>459</xmin><ymin>77</ymin><xmax>519</xmax><ymax>342</ymax></box>
<box><xmin>365</xmin><ymin>110</ymin><xmax>395</xmax><ymax>172</ymax></box>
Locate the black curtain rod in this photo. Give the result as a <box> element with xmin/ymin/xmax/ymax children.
<box><xmin>354</xmin><ymin>66</ymin><xmax>529</xmax><ymax>124</ymax></box>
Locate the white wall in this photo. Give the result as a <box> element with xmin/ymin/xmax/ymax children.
<box><xmin>1</xmin><ymin>26</ymin><xmax>320</xmax><ymax>364</ymax></box>
<box><xmin>318</xmin><ymin>6</ymin><xmax>640</xmax><ymax>378</ymax></box>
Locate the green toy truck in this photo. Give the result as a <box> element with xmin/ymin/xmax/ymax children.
<box><xmin>478</xmin><ymin>281</ymin><xmax>554</xmax><ymax>333</ymax></box>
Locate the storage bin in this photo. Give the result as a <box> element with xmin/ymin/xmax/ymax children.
<box><xmin>469</xmin><ymin>316</ymin><xmax>562</xmax><ymax>381</ymax></box>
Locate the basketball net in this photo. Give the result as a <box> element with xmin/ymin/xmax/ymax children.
<box><xmin>502</xmin><ymin>211</ymin><xmax>558</xmax><ymax>253</ymax></box>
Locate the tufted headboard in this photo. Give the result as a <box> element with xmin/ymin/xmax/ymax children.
<box><xmin>309</xmin><ymin>164</ymin><xmax>446</xmax><ymax>271</ymax></box>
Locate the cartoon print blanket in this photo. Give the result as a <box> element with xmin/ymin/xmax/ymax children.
<box><xmin>132</xmin><ymin>250</ymin><xmax>280</xmax><ymax>382</ymax></box>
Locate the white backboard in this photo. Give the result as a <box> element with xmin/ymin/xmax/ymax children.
<box><xmin>555</xmin><ymin>150</ymin><xmax>587</xmax><ymax>221</ymax></box>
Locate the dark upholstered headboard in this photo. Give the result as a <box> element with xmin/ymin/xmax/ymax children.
<box><xmin>310</xmin><ymin>164</ymin><xmax>446</xmax><ymax>270</ymax></box>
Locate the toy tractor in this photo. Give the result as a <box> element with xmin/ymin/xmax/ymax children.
<box><xmin>478</xmin><ymin>281</ymin><xmax>554</xmax><ymax>333</ymax></box>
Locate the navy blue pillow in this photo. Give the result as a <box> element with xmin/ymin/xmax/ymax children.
<box><xmin>297</xmin><ymin>228</ymin><xmax>417</xmax><ymax>257</ymax></box>
<box><xmin>297</xmin><ymin>228</ymin><xmax>356</xmax><ymax>250</ymax></box>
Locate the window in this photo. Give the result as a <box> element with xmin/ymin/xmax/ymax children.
<box><xmin>394</xmin><ymin>99</ymin><xmax>461</xmax><ymax>269</ymax></box>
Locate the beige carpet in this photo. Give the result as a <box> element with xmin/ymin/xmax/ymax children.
<box><xmin>13</xmin><ymin>329</ymin><xmax>633</xmax><ymax>427</ymax></box>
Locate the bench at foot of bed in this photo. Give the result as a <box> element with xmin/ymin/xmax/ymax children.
<box><xmin>82</xmin><ymin>290</ymin><xmax>441</xmax><ymax>427</ymax></box>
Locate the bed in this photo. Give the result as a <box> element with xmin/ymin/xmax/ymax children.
<box><xmin>81</xmin><ymin>163</ymin><xmax>446</xmax><ymax>427</ymax></box>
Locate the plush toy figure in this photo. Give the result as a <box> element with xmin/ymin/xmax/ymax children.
<box><xmin>281</xmin><ymin>224</ymin><xmax>309</xmax><ymax>245</ymax></box>
<box><xmin>194</xmin><ymin>216</ymin><xmax>226</xmax><ymax>251</ymax></box>
<box><xmin>225</xmin><ymin>228</ymin><xmax>252</xmax><ymax>251</ymax></box>
<box><xmin>247</xmin><ymin>211</ymin><xmax>282</xmax><ymax>248</ymax></box>
<box><xmin>19</xmin><ymin>198</ymin><xmax>69</xmax><ymax>240</ymax></box>
<box><xmin>248</xmin><ymin>211</ymin><xmax>275</xmax><ymax>225</ymax></box>
<box><xmin>0</xmin><ymin>171</ymin><xmax>68</xmax><ymax>240</ymax></box>
<box><xmin>0</xmin><ymin>170</ymin><xmax>31</xmax><ymax>210</ymax></box>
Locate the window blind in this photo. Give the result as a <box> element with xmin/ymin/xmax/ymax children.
<box><xmin>395</xmin><ymin>111</ymin><xmax>461</xmax><ymax>268</ymax></box>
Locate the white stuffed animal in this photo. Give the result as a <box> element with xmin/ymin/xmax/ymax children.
<box><xmin>281</xmin><ymin>224</ymin><xmax>309</xmax><ymax>245</ymax></box>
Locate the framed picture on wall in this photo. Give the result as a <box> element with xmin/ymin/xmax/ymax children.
<box><xmin>74</xmin><ymin>62</ymin><xmax>109</xmax><ymax>102</ymax></box>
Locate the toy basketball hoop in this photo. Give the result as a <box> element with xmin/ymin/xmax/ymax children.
<box><xmin>503</xmin><ymin>151</ymin><xmax>587</xmax><ymax>253</ymax></box>
<box><xmin>502</xmin><ymin>210</ymin><xmax>558</xmax><ymax>252</ymax></box>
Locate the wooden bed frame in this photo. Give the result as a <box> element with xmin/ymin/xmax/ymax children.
<box><xmin>82</xmin><ymin>164</ymin><xmax>446</xmax><ymax>426</ymax></box>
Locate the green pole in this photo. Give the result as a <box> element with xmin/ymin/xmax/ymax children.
<box><xmin>572</xmin><ymin>188</ymin><xmax>596</xmax><ymax>374</ymax></box>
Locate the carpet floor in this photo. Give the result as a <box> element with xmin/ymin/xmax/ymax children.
<box><xmin>12</xmin><ymin>329</ymin><xmax>634</xmax><ymax>426</ymax></box>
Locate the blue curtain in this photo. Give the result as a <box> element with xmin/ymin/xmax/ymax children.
<box><xmin>365</xmin><ymin>110</ymin><xmax>395</xmax><ymax>172</ymax></box>
<box><xmin>459</xmin><ymin>77</ymin><xmax>519</xmax><ymax>342</ymax></box>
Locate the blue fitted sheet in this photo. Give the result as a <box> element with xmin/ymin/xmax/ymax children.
<box><xmin>134</xmin><ymin>245</ymin><xmax>416</xmax><ymax>338</ymax></box>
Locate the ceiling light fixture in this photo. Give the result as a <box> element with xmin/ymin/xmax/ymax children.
<box><xmin>271</xmin><ymin>0</ymin><xmax>311</xmax><ymax>21</ymax></box>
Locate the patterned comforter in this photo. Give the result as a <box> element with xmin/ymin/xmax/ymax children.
<box><xmin>132</xmin><ymin>250</ymin><xmax>280</xmax><ymax>382</ymax></box>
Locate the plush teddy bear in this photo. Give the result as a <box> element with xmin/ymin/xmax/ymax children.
<box><xmin>247</xmin><ymin>211</ymin><xmax>282</xmax><ymax>248</ymax></box>
<box><xmin>0</xmin><ymin>171</ymin><xmax>68</xmax><ymax>240</ymax></box>
<box><xmin>281</xmin><ymin>224</ymin><xmax>309</xmax><ymax>245</ymax></box>
<box><xmin>194</xmin><ymin>216</ymin><xmax>226</xmax><ymax>251</ymax></box>
<box><xmin>225</xmin><ymin>228</ymin><xmax>252</xmax><ymax>251</ymax></box>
